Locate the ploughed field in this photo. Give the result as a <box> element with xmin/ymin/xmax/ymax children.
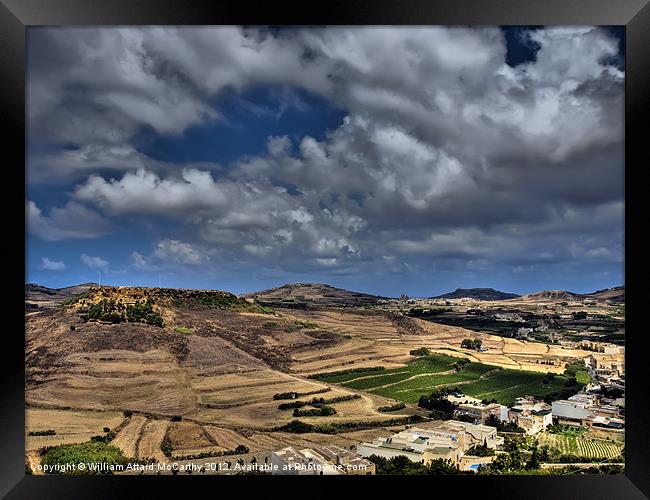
<box><xmin>311</xmin><ymin>354</ymin><xmax>583</xmax><ymax>406</ymax></box>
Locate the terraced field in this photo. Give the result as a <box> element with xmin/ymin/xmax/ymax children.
<box><xmin>312</xmin><ymin>354</ymin><xmax>582</xmax><ymax>405</ymax></box>
<box><xmin>538</xmin><ymin>432</ymin><xmax>624</xmax><ymax>459</ymax></box>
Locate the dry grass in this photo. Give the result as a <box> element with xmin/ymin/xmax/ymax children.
<box><xmin>110</xmin><ymin>415</ymin><xmax>148</xmax><ymax>458</ymax></box>
<box><xmin>25</xmin><ymin>408</ymin><xmax>124</xmax><ymax>451</ymax></box>
<box><xmin>136</xmin><ymin>419</ymin><xmax>170</xmax><ymax>461</ymax></box>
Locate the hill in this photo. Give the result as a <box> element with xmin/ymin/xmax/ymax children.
<box><xmin>521</xmin><ymin>290</ymin><xmax>582</xmax><ymax>301</ymax></box>
<box><xmin>585</xmin><ymin>286</ymin><xmax>625</xmax><ymax>303</ymax></box>
<box><xmin>431</xmin><ymin>288</ymin><xmax>520</xmax><ymax>301</ymax></box>
<box><xmin>521</xmin><ymin>286</ymin><xmax>624</xmax><ymax>303</ymax></box>
<box><xmin>243</xmin><ymin>282</ymin><xmax>389</xmax><ymax>308</ymax></box>
<box><xmin>26</xmin><ymin>282</ymin><xmax>96</xmax><ymax>309</ymax></box>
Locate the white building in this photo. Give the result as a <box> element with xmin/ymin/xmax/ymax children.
<box><xmin>356</xmin><ymin>420</ymin><xmax>502</xmax><ymax>467</ymax></box>
<box><xmin>271</xmin><ymin>445</ymin><xmax>375</xmax><ymax>475</ymax></box>
<box><xmin>508</xmin><ymin>398</ymin><xmax>552</xmax><ymax>434</ymax></box>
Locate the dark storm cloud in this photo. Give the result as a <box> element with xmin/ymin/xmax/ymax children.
<box><xmin>27</xmin><ymin>26</ymin><xmax>623</xmax><ymax>279</ymax></box>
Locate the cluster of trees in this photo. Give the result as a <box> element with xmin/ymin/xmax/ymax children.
<box><xmin>28</xmin><ymin>429</ymin><xmax>56</xmax><ymax>436</ymax></box>
<box><xmin>452</xmin><ymin>358</ymin><xmax>471</xmax><ymax>371</ymax></box>
<box><xmin>274</xmin><ymin>415</ymin><xmax>426</xmax><ymax>434</ymax></box>
<box><xmin>79</xmin><ymin>299</ymin><xmax>164</xmax><ymax>327</ymax></box>
<box><xmin>308</xmin><ymin>366</ymin><xmax>384</xmax><ymax>379</ymax></box>
<box><xmin>461</xmin><ymin>338</ymin><xmax>482</xmax><ymax>351</ymax></box>
<box><xmin>408</xmin><ymin>308</ymin><xmax>452</xmax><ymax>317</ymax></box>
<box><xmin>160</xmin><ymin>436</ymin><xmax>173</xmax><ymax>458</ymax></box>
<box><xmin>273</xmin><ymin>387</ymin><xmax>330</xmax><ymax>400</ymax></box>
<box><xmin>466</xmin><ymin>442</ymin><xmax>496</xmax><ymax>457</ymax></box>
<box><xmin>278</xmin><ymin>394</ymin><xmax>360</xmax><ymax>410</ymax></box>
<box><xmin>172</xmin><ymin>445</ymin><xmax>250</xmax><ymax>462</ymax></box>
<box><xmin>40</xmin><ymin>441</ymin><xmax>128</xmax><ymax>475</ymax></box>
<box><xmin>169</xmin><ymin>290</ymin><xmax>265</xmax><ymax>313</ymax></box>
<box><xmin>409</xmin><ymin>347</ymin><xmax>431</xmax><ymax>356</ymax></box>
<box><xmin>563</xmin><ymin>361</ymin><xmax>590</xmax><ymax>383</ymax></box>
<box><xmin>418</xmin><ymin>388</ymin><xmax>459</xmax><ymax>419</ymax></box>
<box><xmin>367</xmin><ymin>455</ymin><xmax>467</xmax><ymax>475</ymax></box>
<box><xmin>485</xmin><ymin>414</ymin><xmax>525</xmax><ymax>433</ymax></box>
<box><xmin>293</xmin><ymin>405</ymin><xmax>337</xmax><ymax>417</ymax></box>
<box><xmin>478</xmin><ymin>435</ymin><xmax>542</xmax><ymax>473</ymax></box>
<box><xmin>89</xmin><ymin>431</ymin><xmax>117</xmax><ymax>444</ymax></box>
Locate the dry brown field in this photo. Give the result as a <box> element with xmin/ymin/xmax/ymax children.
<box><xmin>110</xmin><ymin>415</ymin><xmax>148</xmax><ymax>457</ymax></box>
<box><xmin>25</xmin><ymin>408</ymin><xmax>124</xmax><ymax>451</ymax></box>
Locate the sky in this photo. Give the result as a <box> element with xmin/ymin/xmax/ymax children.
<box><xmin>26</xmin><ymin>26</ymin><xmax>624</xmax><ymax>297</ymax></box>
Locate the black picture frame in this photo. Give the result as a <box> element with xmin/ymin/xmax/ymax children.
<box><xmin>2</xmin><ymin>0</ymin><xmax>648</xmax><ymax>497</ymax></box>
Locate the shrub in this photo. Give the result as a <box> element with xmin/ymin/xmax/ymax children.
<box><xmin>377</xmin><ymin>403</ymin><xmax>407</xmax><ymax>412</ymax></box>
<box><xmin>272</xmin><ymin>387</ymin><xmax>330</xmax><ymax>400</ymax></box>
<box><xmin>28</xmin><ymin>429</ymin><xmax>56</xmax><ymax>436</ymax></box>
<box><xmin>410</xmin><ymin>347</ymin><xmax>431</xmax><ymax>356</ymax></box>
<box><xmin>160</xmin><ymin>436</ymin><xmax>173</xmax><ymax>457</ymax></box>
<box><xmin>174</xmin><ymin>326</ymin><xmax>193</xmax><ymax>335</ymax></box>
<box><xmin>170</xmin><ymin>415</ymin><xmax>182</xmax><ymax>422</ymax></box>
<box><xmin>90</xmin><ymin>431</ymin><xmax>116</xmax><ymax>443</ymax></box>
<box><xmin>278</xmin><ymin>394</ymin><xmax>360</xmax><ymax>410</ymax></box>
<box><xmin>293</xmin><ymin>405</ymin><xmax>337</xmax><ymax>417</ymax></box>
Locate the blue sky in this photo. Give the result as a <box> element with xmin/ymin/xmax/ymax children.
<box><xmin>26</xmin><ymin>27</ymin><xmax>624</xmax><ymax>297</ymax></box>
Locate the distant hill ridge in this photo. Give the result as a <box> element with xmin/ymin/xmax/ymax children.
<box><xmin>243</xmin><ymin>282</ymin><xmax>389</xmax><ymax>307</ymax></box>
<box><xmin>431</xmin><ymin>287</ymin><xmax>520</xmax><ymax>301</ymax></box>
<box><xmin>522</xmin><ymin>286</ymin><xmax>624</xmax><ymax>303</ymax></box>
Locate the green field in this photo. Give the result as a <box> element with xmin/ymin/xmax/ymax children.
<box><xmin>312</xmin><ymin>354</ymin><xmax>583</xmax><ymax>405</ymax></box>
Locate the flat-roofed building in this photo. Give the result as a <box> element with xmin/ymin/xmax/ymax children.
<box><xmin>551</xmin><ymin>400</ymin><xmax>595</xmax><ymax>426</ymax></box>
<box><xmin>508</xmin><ymin>398</ymin><xmax>552</xmax><ymax>435</ymax></box>
<box><xmin>271</xmin><ymin>446</ymin><xmax>375</xmax><ymax>475</ymax></box>
<box><xmin>356</xmin><ymin>420</ymin><xmax>501</xmax><ymax>467</ymax></box>
<box><xmin>454</xmin><ymin>401</ymin><xmax>506</xmax><ymax>425</ymax></box>
<box><xmin>588</xmin><ymin>353</ymin><xmax>625</xmax><ymax>383</ymax></box>
<box><xmin>357</xmin><ymin>427</ymin><xmax>462</xmax><ymax>465</ymax></box>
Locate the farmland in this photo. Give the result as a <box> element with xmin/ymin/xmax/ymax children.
<box><xmin>312</xmin><ymin>354</ymin><xmax>582</xmax><ymax>405</ymax></box>
<box><xmin>538</xmin><ymin>432</ymin><xmax>624</xmax><ymax>460</ymax></box>
<box><xmin>26</xmin><ymin>408</ymin><xmax>125</xmax><ymax>451</ymax></box>
<box><xmin>25</xmin><ymin>283</ymin><xmax>622</xmax><ymax>475</ymax></box>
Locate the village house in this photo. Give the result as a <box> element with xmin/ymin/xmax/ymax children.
<box><xmin>507</xmin><ymin>397</ymin><xmax>552</xmax><ymax>434</ymax></box>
